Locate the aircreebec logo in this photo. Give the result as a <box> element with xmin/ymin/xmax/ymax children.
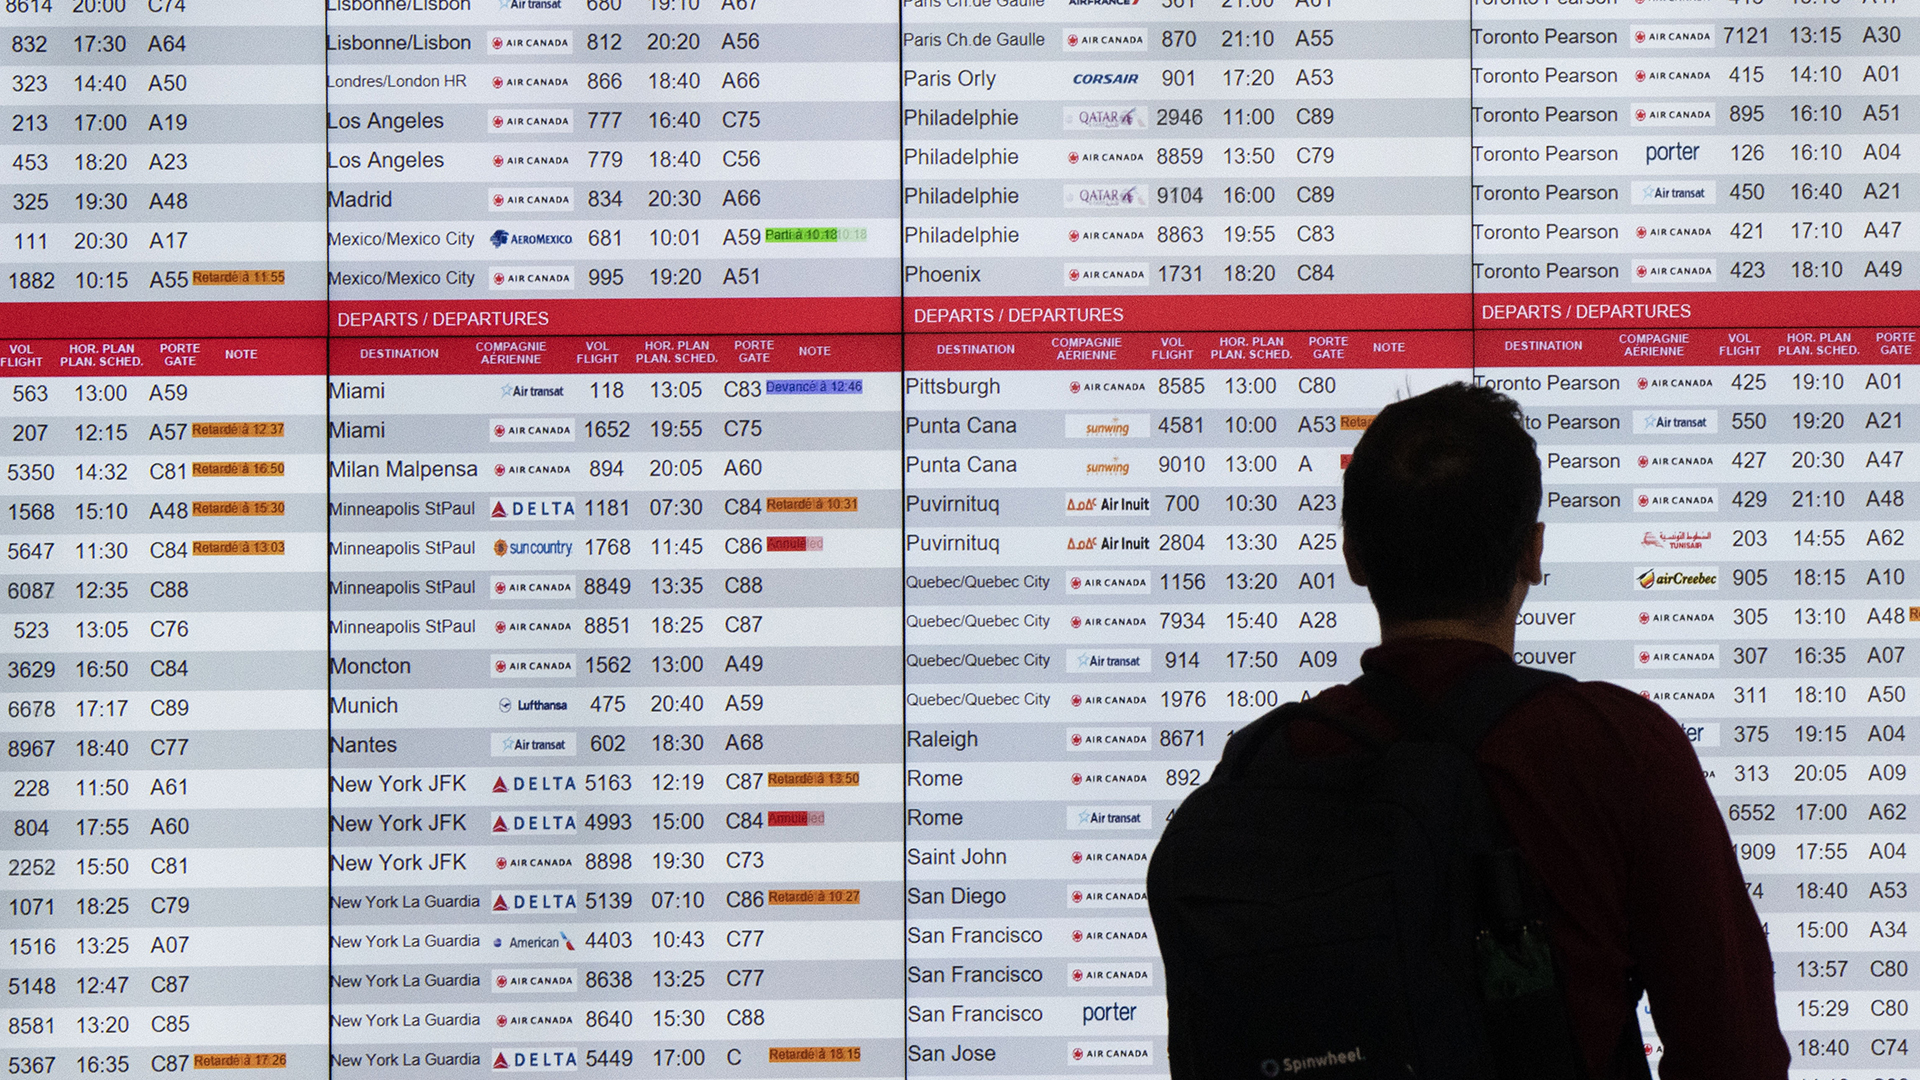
<box><xmin>488</xmin><ymin>32</ymin><xmax>572</xmax><ymax>54</ymax></box>
<box><xmin>492</xmin><ymin>1049</ymin><xmax>578</xmax><ymax>1071</ymax></box>
<box><xmin>493</xmin><ymin>969</ymin><xmax>576</xmax><ymax>994</ymax></box>
<box><xmin>1063</xmin><ymin>105</ymin><xmax>1148</xmax><ymax>130</ymax></box>
<box><xmin>1637</xmin><ymin>566</ymin><xmax>1719</xmax><ymax>590</ymax></box>
<box><xmin>491</xmin><ymin>653</ymin><xmax>577</xmax><ymax>678</ymax></box>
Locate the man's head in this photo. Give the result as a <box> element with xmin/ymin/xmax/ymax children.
<box><xmin>1342</xmin><ymin>382</ymin><xmax>1542</xmax><ymax>624</ymax></box>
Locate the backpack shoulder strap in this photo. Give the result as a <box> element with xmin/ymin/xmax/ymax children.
<box><xmin>1215</xmin><ymin>696</ymin><xmax>1389</xmax><ymax>782</ymax></box>
<box><xmin>1356</xmin><ymin>656</ymin><xmax>1573</xmax><ymax>755</ymax></box>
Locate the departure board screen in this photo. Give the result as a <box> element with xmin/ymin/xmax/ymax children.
<box><xmin>2</xmin><ymin>0</ymin><xmax>1918</xmax><ymax>1077</ymax></box>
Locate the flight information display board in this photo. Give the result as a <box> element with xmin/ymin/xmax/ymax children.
<box><xmin>1</xmin><ymin>0</ymin><xmax>1917</xmax><ymax>1077</ymax></box>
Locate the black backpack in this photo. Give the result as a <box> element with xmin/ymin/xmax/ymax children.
<box><xmin>1147</xmin><ymin>658</ymin><xmax>1650</xmax><ymax>1080</ymax></box>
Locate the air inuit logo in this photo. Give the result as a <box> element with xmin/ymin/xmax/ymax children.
<box><xmin>1065</xmin><ymin>185</ymin><xmax>1148</xmax><ymax>209</ymax></box>
<box><xmin>1063</xmin><ymin>106</ymin><xmax>1148</xmax><ymax>130</ymax></box>
<box><xmin>1066</xmin><ymin>492</ymin><xmax>1150</xmax><ymax>516</ymax></box>
<box><xmin>1637</xmin><ymin>566</ymin><xmax>1719</xmax><ymax>590</ymax></box>
<box><xmin>490</xmin><ymin>188</ymin><xmax>574</xmax><ymax>212</ymax></box>
<box><xmin>491</xmin><ymin>1049</ymin><xmax>578</xmax><ymax>1072</ymax></box>
<box><xmin>493</xmin><ymin>969</ymin><xmax>577</xmax><ymax>994</ymax></box>
<box><xmin>491</xmin><ymin>654</ymin><xmax>577</xmax><ymax>678</ymax></box>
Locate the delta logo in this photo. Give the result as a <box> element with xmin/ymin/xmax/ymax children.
<box><xmin>491</xmin><ymin>890</ymin><xmax>578</xmax><ymax>913</ymax></box>
<box><xmin>1636</xmin><ymin>566</ymin><xmax>1719</xmax><ymax>590</ymax></box>
<box><xmin>491</xmin><ymin>498</ymin><xmax>577</xmax><ymax>519</ymax></box>
<box><xmin>491</xmin><ymin>1049</ymin><xmax>579</xmax><ymax>1072</ymax></box>
<box><xmin>493</xmin><ymin>969</ymin><xmax>577</xmax><ymax>994</ymax></box>
<box><xmin>491</xmin><ymin>773</ymin><xmax>578</xmax><ymax>793</ymax></box>
<box><xmin>491</xmin><ymin>812</ymin><xmax>578</xmax><ymax>835</ymax></box>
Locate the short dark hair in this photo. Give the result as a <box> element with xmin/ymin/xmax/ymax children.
<box><xmin>1342</xmin><ymin>382</ymin><xmax>1541</xmax><ymax>622</ymax></box>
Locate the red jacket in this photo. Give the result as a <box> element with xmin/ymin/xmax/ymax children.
<box><xmin>1293</xmin><ymin>639</ymin><xmax>1789</xmax><ymax>1080</ymax></box>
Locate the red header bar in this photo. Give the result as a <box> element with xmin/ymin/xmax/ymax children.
<box><xmin>1476</xmin><ymin>327</ymin><xmax>1919</xmax><ymax>367</ymax></box>
<box><xmin>4</xmin><ymin>301</ymin><xmax>326</xmax><ymax>339</ymax></box>
<box><xmin>331</xmin><ymin>297</ymin><xmax>901</xmax><ymax>337</ymax></box>
<box><xmin>907</xmin><ymin>293</ymin><xmax>1469</xmax><ymax>333</ymax></box>
<box><xmin>0</xmin><ymin>338</ymin><xmax>324</xmax><ymax>377</ymax></box>
<box><xmin>330</xmin><ymin>335</ymin><xmax>900</xmax><ymax>376</ymax></box>
<box><xmin>1476</xmin><ymin>290</ymin><xmax>1920</xmax><ymax>330</ymax></box>
<box><xmin>907</xmin><ymin>331</ymin><xmax>1470</xmax><ymax>370</ymax></box>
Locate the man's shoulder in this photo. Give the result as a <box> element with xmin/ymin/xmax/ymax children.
<box><xmin>1496</xmin><ymin>671</ymin><xmax>1699</xmax><ymax>769</ymax></box>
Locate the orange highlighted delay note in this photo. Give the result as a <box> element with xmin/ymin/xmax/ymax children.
<box><xmin>766</xmin><ymin>771</ymin><xmax>859</xmax><ymax>787</ymax></box>
<box><xmin>192</xmin><ymin>502</ymin><xmax>284</xmax><ymax>517</ymax></box>
<box><xmin>191</xmin><ymin>462</ymin><xmax>285</xmax><ymax>477</ymax></box>
<box><xmin>191</xmin><ymin>270</ymin><xmax>284</xmax><ymax>286</ymax></box>
<box><xmin>768</xmin><ymin>889</ymin><xmax>859</xmax><ymax>906</ymax></box>
<box><xmin>192</xmin><ymin>1054</ymin><xmax>286</xmax><ymax>1069</ymax></box>
<box><xmin>769</xmin><ymin>1048</ymin><xmax>861</xmax><ymax>1064</ymax></box>
<box><xmin>191</xmin><ymin>540</ymin><xmax>285</xmax><ymax>556</ymax></box>
<box><xmin>766</xmin><ymin>496</ymin><xmax>858</xmax><ymax>513</ymax></box>
<box><xmin>192</xmin><ymin>422</ymin><xmax>284</xmax><ymax>438</ymax></box>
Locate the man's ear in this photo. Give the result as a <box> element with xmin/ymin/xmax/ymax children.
<box><xmin>1343</xmin><ymin>531</ymin><xmax>1369</xmax><ymax>587</ymax></box>
<box><xmin>1519</xmin><ymin>522</ymin><xmax>1545</xmax><ymax>585</ymax></box>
